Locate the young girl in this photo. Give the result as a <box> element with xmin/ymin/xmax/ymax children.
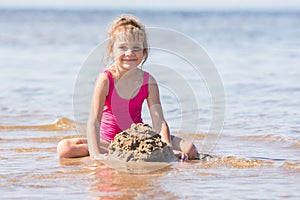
<box><xmin>57</xmin><ymin>15</ymin><xmax>199</xmax><ymax>161</ymax></box>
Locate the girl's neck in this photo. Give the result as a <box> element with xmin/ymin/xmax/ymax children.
<box><xmin>110</xmin><ymin>65</ymin><xmax>140</xmax><ymax>80</ymax></box>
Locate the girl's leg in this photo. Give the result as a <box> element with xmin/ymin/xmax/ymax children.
<box><xmin>57</xmin><ymin>138</ymin><xmax>89</xmax><ymax>158</ymax></box>
<box><xmin>171</xmin><ymin>135</ymin><xmax>199</xmax><ymax>160</ymax></box>
<box><xmin>57</xmin><ymin>138</ymin><xmax>111</xmax><ymax>158</ymax></box>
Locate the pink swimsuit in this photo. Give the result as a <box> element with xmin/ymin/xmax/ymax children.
<box><xmin>100</xmin><ymin>70</ymin><xmax>149</xmax><ymax>141</ymax></box>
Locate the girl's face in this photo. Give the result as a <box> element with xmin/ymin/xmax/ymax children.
<box><xmin>113</xmin><ymin>38</ymin><xmax>144</xmax><ymax>70</ymax></box>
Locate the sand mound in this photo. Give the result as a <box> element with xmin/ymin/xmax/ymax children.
<box><xmin>108</xmin><ymin>123</ymin><xmax>177</xmax><ymax>162</ymax></box>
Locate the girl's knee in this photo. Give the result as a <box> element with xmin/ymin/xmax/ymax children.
<box><xmin>57</xmin><ymin>138</ymin><xmax>89</xmax><ymax>158</ymax></box>
<box><xmin>57</xmin><ymin>139</ymin><xmax>72</xmax><ymax>158</ymax></box>
<box><xmin>186</xmin><ymin>144</ymin><xmax>198</xmax><ymax>160</ymax></box>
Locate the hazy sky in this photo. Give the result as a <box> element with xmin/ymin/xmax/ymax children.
<box><xmin>1</xmin><ymin>0</ymin><xmax>300</xmax><ymax>10</ymax></box>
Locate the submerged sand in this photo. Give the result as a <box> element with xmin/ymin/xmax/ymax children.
<box><xmin>108</xmin><ymin>123</ymin><xmax>177</xmax><ymax>162</ymax></box>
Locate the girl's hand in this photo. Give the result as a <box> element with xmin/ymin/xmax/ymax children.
<box><xmin>173</xmin><ymin>150</ymin><xmax>189</xmax><ymax>162</ymax></box>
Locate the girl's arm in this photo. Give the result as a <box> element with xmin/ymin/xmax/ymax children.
<box><xmin>147</xmin><ymin>74</ymin><xmax>172</xmax><ymax>145</ymax></box>
<box><xmin>87</xmin><ymin>73</ymin><xmax>109</xmax><ymax>159</ymax></box>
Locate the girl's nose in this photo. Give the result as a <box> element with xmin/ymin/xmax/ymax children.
<box><xmin>125</xmin><ymin>49</ymin><xmax>133</xmax><ymax>55</ymax></box>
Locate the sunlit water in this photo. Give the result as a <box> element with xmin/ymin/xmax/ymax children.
<box><xmin>0</xmin><ymin>9</ymin><xmax>300</xmax><ymax>199</ymax></box>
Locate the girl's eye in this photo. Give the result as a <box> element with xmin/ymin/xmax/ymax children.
<box><xmin>118</xmin><ymin>46</ymin><xmax>142</xmax><ymax>52</ymax></box>
<box><xmin>132</xmin><ymin>47</ymin><xmax>141</xmax><ymax>52</ymax></box>
<box><xmin>119</xmin><ymin>46</ymin><xmax>127</xmax><ymax>51</ymax></box>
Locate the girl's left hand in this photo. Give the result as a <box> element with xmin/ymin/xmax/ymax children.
<box><xmin>174</xmin><ymin>151</ymin><xmax>189</xmax><ymax>162</ymax></box>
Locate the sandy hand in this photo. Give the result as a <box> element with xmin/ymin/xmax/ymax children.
<box><xmin>173</xmin><ymin>150</ymin><xmax>189</xmax><ymax>162</ymax></box>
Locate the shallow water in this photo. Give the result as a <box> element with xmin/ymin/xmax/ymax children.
<box><xmin>0</xmin><ymin>9</ymin><xmax>300</xmax><ymax>199</ymax></box>
<box><xmin>1</xmin><ymin>121</ymin><xmax>299</xmax><ymax>199</ymax></box>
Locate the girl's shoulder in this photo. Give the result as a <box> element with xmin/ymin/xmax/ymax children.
<box><xmin>144</xmin><ymin>71</ymin><xmax>157</xmax><ymax>84</ymax></box>
<box><xmin>95</xmin><ymin>70</ymin><xmax>110</xmax><ymax>90</ymax></box>
<box><xmin>92</xmin><ymin>71</ymin><xmax>110</xmax><ymax>97</ymax></box>
<box><xmin>96</xmin><ymin>70</ymin><xmax>110</xmax><ymax>81</ymax></box>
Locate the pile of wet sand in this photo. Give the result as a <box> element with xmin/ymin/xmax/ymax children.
<box><xmin>108</xmin><ymin>123</ymin><xmax>177</xmax><ymax>162</ymax></box>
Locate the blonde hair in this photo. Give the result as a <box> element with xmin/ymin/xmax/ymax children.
<box><xmin>106</xmin><ymin>15</ymin><xmax>149</xmax><ymax>66</ymax></box>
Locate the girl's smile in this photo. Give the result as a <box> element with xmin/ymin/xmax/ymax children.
<box><xmin>122</xmin><ymin>57</ymin><xmax>138</xmax><ymax>62</ymax></box>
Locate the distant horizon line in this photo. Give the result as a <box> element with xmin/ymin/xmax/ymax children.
<box><xmin>0</xmin><ymin>6</ymin><xmax>299</xmax><ymax>12</ymax></box>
